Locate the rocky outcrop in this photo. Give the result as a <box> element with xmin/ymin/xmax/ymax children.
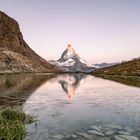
<box><xmin>0</xmin><ymin>11</ymin><xmax>57</xmax><ymax>73</ymax></box>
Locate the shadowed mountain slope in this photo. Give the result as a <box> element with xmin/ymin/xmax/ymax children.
<box><xmin>0</xmin><ymin>11</ymin><xmax>57</xmax><ymax>73</ymax></box>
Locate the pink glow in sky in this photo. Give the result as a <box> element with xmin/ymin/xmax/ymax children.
<box><xmin>1</xmin><ymin>0</ymin><xmax>140</xmax><ymax>63</ymax></box>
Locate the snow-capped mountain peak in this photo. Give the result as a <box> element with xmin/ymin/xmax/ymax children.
<box><xmin>59</xmin><ymin>44</ymin><xmax>76</xmax><ymax>61</ymax></box>
<box><xmin>67</xmin><ymin>44</ymin><xmax>75</xmax><ymax>55</ymax></box>
<box><xmin>49</xmin><ymin>44</ymin><xmax>95</xmax><ymax>73</ymax></box>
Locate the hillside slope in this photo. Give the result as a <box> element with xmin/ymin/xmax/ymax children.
<box><xmin>0</xmin><ymin>11</ymin><xmax>57</xmax><ymax>73</ymax></box>
<box><xmin>92</xmin><ymin>58</ymin><xmax>140</xmax><ymax>76</ymax></box>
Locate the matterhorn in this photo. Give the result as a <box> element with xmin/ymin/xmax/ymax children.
<box><xmin>49</xmin><ymin>44</ymin><xmax>95</xmax><ymax>73</ymax></box>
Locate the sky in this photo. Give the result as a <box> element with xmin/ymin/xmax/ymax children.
<box><xmin>0</xmin><ymin>0</ymin><xmax>140</xmax><ymax>63</ymax></box>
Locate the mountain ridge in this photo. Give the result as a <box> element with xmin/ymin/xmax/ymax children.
<box><xmin>92</xmin><ymin>58</ymin><xmax>140</xmax><ymax>76</ymax></box>
<box><xmin>92</xmin><ymin>62</ymin><xmax>119</xmax><ymax>68</ymax></box>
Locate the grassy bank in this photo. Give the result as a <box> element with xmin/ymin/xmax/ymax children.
<box><xmin>0</xmin><ymin>106</ymin><xmax>34</xmax><ymax>140</ymax></box>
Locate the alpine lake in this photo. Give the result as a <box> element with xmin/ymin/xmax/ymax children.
<box><xmin>0</xmin><ymin>73</ymin><xmax>140</xmax><ymax>140</ymax></box>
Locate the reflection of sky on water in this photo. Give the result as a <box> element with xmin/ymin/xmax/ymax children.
<box><xmin>23</xmin><ymin>74</ymin><xmax>140</xmax><ymax>139</ymax></box>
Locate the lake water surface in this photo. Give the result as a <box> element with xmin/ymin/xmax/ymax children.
<box><xmin>0</xmin><ymin>74</ymin><xmax>140</xmax><ymax>140</ymax></box>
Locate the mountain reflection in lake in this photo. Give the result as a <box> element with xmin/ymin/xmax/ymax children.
<box><xmin>57</xmin><ymin>74</ymin><xmax>87</xmax><ymax>100</ymax></box>
<box><xmin>23</xmin><ymin>74</ymin><xmax>140</xmax><ymax>140</ymax></box>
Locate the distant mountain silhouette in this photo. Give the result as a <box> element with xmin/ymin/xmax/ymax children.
<box><xmin>0</xmin><ymin>11</ymin><xmax>57</xmax><ymax>73</ymax></box>
<box><xmin>92</xmin><ymin>62</ymin><xmax>119</xmax><ymax>68</ymax></box>
<box><xmin>49</xmin><ymin>44</ymin><xmax>95</xmax><ymax>73</ymax></box>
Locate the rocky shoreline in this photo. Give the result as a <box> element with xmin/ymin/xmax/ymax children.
<box><xmin>26</xmin><ymin>123</ymin><xmax>140</xmax><ymax>140</ymax></box>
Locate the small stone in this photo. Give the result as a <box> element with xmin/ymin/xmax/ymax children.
<box><xmin>90</xmin><ymin>125</ymin><xmax>101</xmax><ymax>132</ymax></box>
<box><xmin>124</xmin><ymin>127</ymin><xmax>133</xmax><ymax>133</ymax></box>
<box><xmin>76</xmin><ymin>132</ymin><xmax>93</xmax><ymax>140</ymax></box>
<box><xmin>103</xmin><ymin>124</ymin><xmax>122</xmax><ymax>130</ymax></box>
<box><xmin>105</xmin><ymin>130</ymin><xmax>114</xmax><ymax>136</ymax></box>
<box><xmin>118</xmin><ymin>135</ymin><xmax>139</xmax><ymax>140</ymax></box>
<box><xmin>87</xmin><ymin>130</ymin><xmax>104</xmax><ymax>136</ymax></box>
<box><xmin>114</xmin><ymin>135</ymin><xmax>125</xmax><ymax>140</ymax></box>
<box><xmin>118</xmin><ymin>131</ymin><xmax>131</xmax><ymax>135</ymax></box>
<box><xmin>53</xmin><ymin>135</ymin><xmax>64</xmax><ymax>139</ymax></box>
<box><xmin>71</xmin><ymin>134</ymin><xmax>77</xmax><ymax>138</ymax></box>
